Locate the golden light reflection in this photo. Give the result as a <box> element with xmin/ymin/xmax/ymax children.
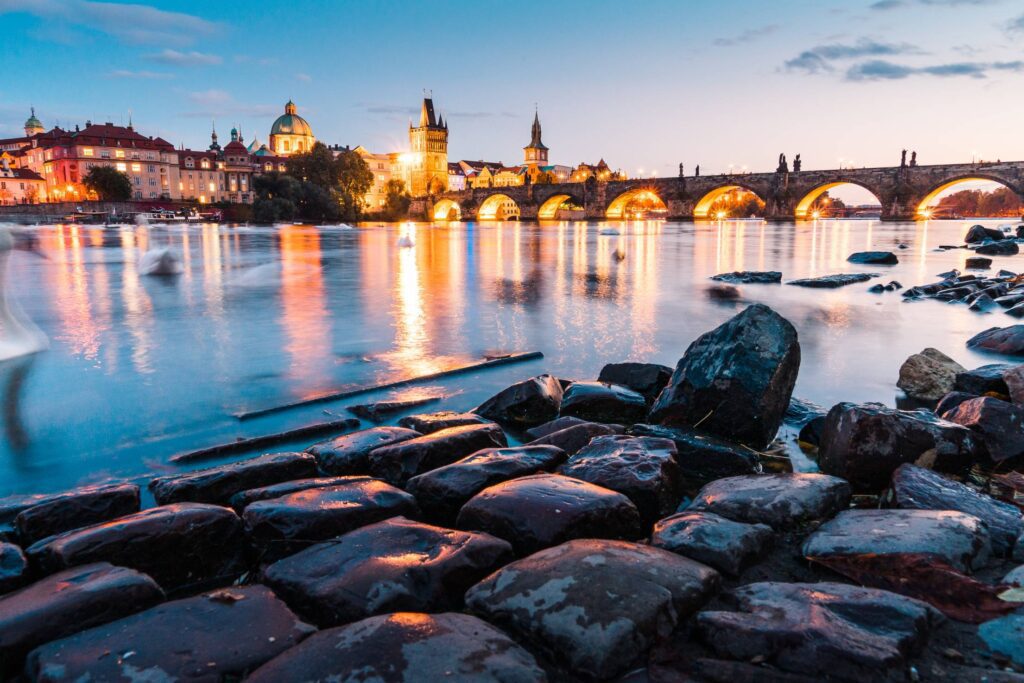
<box><xmin>279</xmin><ymin>224</ymin><xmax>332</xmax><ymax>398</ymax></box>
<box><xmin>119</xmin><ymin>227</ymin><xmax>154</xmax><ymax>374</ymax></box>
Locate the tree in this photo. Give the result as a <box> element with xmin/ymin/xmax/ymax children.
<box><xmin>427</xmin><ymin>176</ymin><xmax>447</xmax><ymax>196</ymax></box>
<box><xmin>383</xmin><ymin>179</ymin><xmax>411</xmax><ymax>220</ymax></box>
<box><xmin>83</xmin><ymin>166</ymin><xmax>132</xmax><ymax>201</ymax></box>
<box><xmin>535</xmin><ymin>170</ymin><xmax>556</xmax><ymax>185</ymax></box>
<box><xmin>285</xmin><ymin>143</ymin><xmax>372</xmax><ymax>221</ymax></box>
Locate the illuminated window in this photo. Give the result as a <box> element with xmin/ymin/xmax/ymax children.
<box><xmin>115</xmin><ymin>150</ymin><xmax>125</xmax><ymax>159</ymax></box>
<box><xmin>131</xmin><ymin>163</ymin><xmax>141</xmax><ymax>172</ymax></box>
<box><xmin>208</xmin><ymin>182</ymin><xmax>216</xmax><ymax>192</ymax></box>
<box><xmin>200</xmin><ymin>159</ymin><xmax>210</xmax><ymax>169</ymax></box>
<box><xmin>82</xmin><ymin>148</ymin><xmax>94</xmax><ymax>157</ymax></box>
<box><xmin>116</xmin><ymin>162</ymin><xmax>127</xmax><ymax>171</ymax></box>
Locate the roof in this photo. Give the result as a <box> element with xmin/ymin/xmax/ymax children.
<box><xmin>31</xmin><ymin>123</ymin><xmax>175</xmax><ymax>152</ymax></box>
<box><xmin>458</xmin><ymin>159</ymin><xmax>503</xmax><ymax>172</ymax></box>
<box><xmin>447</xmin><ymin>162</ymin><xmax>465</xmax><ymax>174</ymax></box>
<box><xmin>271</xmin><ymin>101</ymin><xmax>313</xmax><ymax>137</ymax></box>
<box><xmin>223</xmin><ymin>140</ymin><xmax>248</xmax><ymax>154</ymax></box>
<box><xmin>2</xmin><ymin>167</ymin><xmax>44</xmax><ymax>181</ymax></box>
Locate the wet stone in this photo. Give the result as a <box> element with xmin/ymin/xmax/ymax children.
<box><xmin>968</xmin><ymin>325</ymin><xmax>1024</xmax><ymax>355</ymax></box>
<box><xmin>976</xmin><ymin>241</ymin><xmax>1020</xmax><ymax>256</ymax></box>
<box><xmin>308</xmin><ymin>426</ymin><xmax>421</xmax><ymax>475</ymax></box>
<box><xmin>0</xmin><ymin>541</ymin><xmax>28</xmax><ymax>594</ymax></box>
<box><xmin>229</xmin><ymin>476</ymin><xmax>355</xmax><ymax>512</ymax></box>
<box><xmin>262</xmin><ymin>517</ymin><xmax>513</xmax><ymax>626</ymax></box>
<box><xmin>967</xmin><ymin>256</ymin><xmax>993</xmax><ymax>269</ymax></box>
<box><xmin>710</xmin><ymin>271</ymin><xmax>782</xmax><ymax>284</ymax></box>
<box><xmin>14</xmin><ymin>483</ymin><xmax>140</xmax><ymax>546</ymax></box>
<box><xmin>786</xmin><ymin>273</ymin><xmax>877</xmax><ymax>288</ymax></box>
<box><xmin>558</xmin><ymin>381</ymin><xmax>648</xmax><ymax>425</ymax></box>
<box><xmin>847</xmin><ymin>251</ymin><xmax>898</xmax><ymax>265</ymax></box>
<box><xmin>0</xmin><ymin>563</ymin><xmax>164</xmax><ymax>676</ymax></box>
<box><xmin>27</xmin><ymin>503</ymin><xmax>246</xmax><ymax>591</ymax></box>
<box><xmin>406</xmin><ymin>445</ymin><xmax>567</xmax><ymax>525</ymax></box>
<box><xmin>688</xmin><ymin>473</ymin><xmax>851</xmax><ymax>530</ymax></box>
<box><xmin>466</xmin><ymin>538</ymin><xmax>720</xmax><ymax>680</ymax></box>
<box><xmin>598</xmin><ymin>362</ymin><xmax>674</xmax><ymax>403</ymax></box>
<box><xmin>474</xmin><ymin>374</ymin><xmax>564</xmax><ymax>428</ymax></box>
<box><xmin>803</xmin><ymin>508</ymin><xmax>991</xmax><ymax>572</ymax></box>
<box><xmin>1007</xmin><ymin>365</ymin><xmax>1024</xmax><ymax>404</ymax></box>
<box><xmin>798</xmin><ymin>416</ymin><xmax>826</xmax><ymax>446</ymax></box>
<box><xmin>397</xmin><ymin>410</ymin><xmax>492</xmax><ymax>434</ymax></box>
<box><xmin>980</xmin><ymin>612</ymin><xmax>1024</xmax><ymax>668</ymax></box>
<box><xmin>651</xmin><ymin>511</ymin><xmax>772</xmax><ymax>576</ymax></box>
<box><xmin>25</xmin><ymin>585</ymin><xmax>313</xmax><ymax>683</ymax></box>
<box><xmin>696</xmin><ymin>582</ymin><xmax>940</xmax><ymax>681</ymax></box>
<box><xmin>897</xmin><ymin>348</ymin><xmax>965</xmax><ymax>402</ymax></box>
<box><xmin>818</xmin><ymin>402</ymin><xmax>982</xmax><ymax>492</ymax></box>
<box><xmin>954</xmin><ymin>363</ymin><xmax>1013</xmax><ymax>396</ymax></box>
<box><xmin>347</xmin><ymin>396</ymin><xmax>441</xmax><ymax>422</ymax></box>
<box><xmin>368</xmin><ymin>423</ymin><xmax>508</xmax><ymax>487</ymax></box>
<box><xmin>525</xmin><ymin>415</ymin><xmax>589</xmax><ymax>440</ymax></box>
<box><xmin>246</xmin><ymin>612</ymin><xmax>547</xmax><ymax>683</ymax></box>
<box><xmin>632</xmin><ymin>424</ymin><xmax>761</xmax><ymax>482</ymax></box>
<box><xmin>888</xmin><ymin>464</ymin><xmax>1023</xmax><ymax>556</ymax></box>
<box><xmin>0</xmin><ymin>493</ymin><xmax>64</xmax><ymax>527</ymax></box>
<box><xmin>935</xmin><ymin>390</ymin><xmax>977</xmax><ymax>417</ymax></box>
<box><xmin>527</xmin><ymin>421</ymin><xmax>623</xmax><ymax>456</ymax></box>
<box><xmin>944</xmin><ymin>396</ymin><xmax>1024</xmax><ymax>462</ymax></box>
<box><xmin>649</xmin><ymin>304</ymin><xmax>801</xmax><ymax>449</ymax></box>
<box><xmin>558</xmin><ymin>434</ymin><xmax>683</xmax><ymax>525</ymax></box>
<box><xmin>457</xmin><ymin>473</ymin><xmax>643</xmax><ymax>555</ymax></box>
<box><xmin>966</xmin><ymin>224</ymin><xmax>1005</xmax><ymax>243</ymax></box>
<box><xmin>244</xmin><ymin>477</ymin><xmax>418</xmax><ymax>559</ymax></box>
<box><xmin>149</xmin><ymin>451</ymin><xmax>318</xmax><ymax>506</ymax></box>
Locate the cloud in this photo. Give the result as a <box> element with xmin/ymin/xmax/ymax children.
<box><xmin>183</xmin><ymin>89</ymin><xmax>278</xmax><ymax>118</ymax></box>
<box><xmin>1010</xmin><ymin>13</ymin><xmax>1024</xmax><ymax>32</ymax></box>
<box><xmin>147</xmin><ymin>49</ymin><xmax>222</xmax><ymax>66</ymax></box>
<box><xmin>296</xmin><ymin>73</ymin><xmax>312</xmax><ymax>83</ymax></box>
<box><xmin>108</xmin><ymin>69</ymin><xmax>175</xmax><ymax>79</ymax></box>
<box><xmin>360</xmin><ymin>103</ymin><xmax>516</xmax><ymax>120</ymax></box>
<box><xmin>872</xmin><ymin>0</ymin><xmax>999</xmax><ymax>7</ymax></box>
<box><xmin>0</xmin><ymin>0</ymin><xmax>219</xmax><ymax>46</ymax></box>
<box><xmin>713</xmin><ymin>24</ymin><xmax>779</xmax><ymax>47</ymax></box>
<box><xmin>846</xmin><ymin>58</ymin><xmax>1024</xmax><ymax>80</ymax></box>
<box><xmin>783</xmin><ymin>38</ymin><xmax>921</xmax><ymax>73</ymax></box>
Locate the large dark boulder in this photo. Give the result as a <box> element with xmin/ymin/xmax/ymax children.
<box><xmin>966</xmin><ymin>256</ymin><xmax>993</xmax><ymax>269</ymax></box>
<box><xmin>149</xmin><ymin>452</ymin><xmax>317</xmax><ymax>506</ymax></box>
<box><xmin>888</xmin><ymin>463</ymin><xmax>1023</xmax><ymax>556</ymax></box>
<box><xmin>803</xmin><ymin>508</ymin><xmax>991</xmax><ymax>572</ymax></box>
<box><xmin>247</xmin><ymin>612</ymin><xmax>547</xmax><ymax>683</ymax></box>
<box><xmin>262</xmin><ymin>517</ymin><xmax>513</xmax><ymax>626</ymax></box>
<box><xmin>0</xmin><ymin>542</ymin><xmax>28</xmax><ymax>595</ymax></box>
<box><xmin>847</xmin><ymin>251</ymin><xmax>898</xmax><ymax>265</ymax></box>
<box><xmin>307</xmin><ymin>426</ymin><xmax>421</xmax><ymax>475</ymax></box>
<box><xmin>649</xmin><ymin>305</ymin><xmax>799</xmax><ymax>449</ymax></box>
<box><xmin>818</xmin><ymin>402</ymin><xmax>982</xmax><ymax>492</ymax></box>
<box><xmin>968</xmin><ymin>325</ymin><xmax>1024</xmax><ymax>355</ymax></box>
<box><xmin>397</xmin><ymin>411</ymin><xmax>492</xmax><ymax>434</ymax></box>
<box><xmin>710</xmin><ymin>271</ymin><xmax>782</xmax><ymax>284</ymax></box>
<box><xmin>457</xmin><ymin>473</ymin><xmax>642</xmax><ymax>555</ymax></box>
<box><xmin>652</xmin><ymin>511</ymin><xmax>772</xmax><ymax>576</ymax></box>
<box><xmin>25</xmin><ymin>585</ymin><xmax>313</xmax><ymax>682</ymax></box>
<box><xmin>27</xmin><ymin>503</ymin><xmax>246</xmax><ymax>591</ymax></box>
<box><xmin>631</xmin><ymin>424</ymin><xmax>761</xmax><ymax>482</ymax></box>
<box><xmin>558</xmin><ymin>435</ymin><xmax>683</xmax><ymax>524</ymax></box>
<box><xmin>697</xmin><ymin>582</ymin><xmax>940</xmax><ymax>680</ymax></box>
<box><xmin>0</xmin><ymin>563</ymin><xmax>163</xmax><ymax>677</ymax></box>
<box><xmin>980</xmin><ymin>612</ymin><xmax>1024</xmax><ymax>668</ymax></box>
<box><xmin>688</xmin><ymin>473</ymin><xmax>851</xmax><ymax>530</ymax></box>
<box><xmin>466</xmin><ymin>539</ymin><xmax>719</xmax><ymax>680</ymax></box>
<box><xmin>11</xmin><ymin>483</ymin><xmax>140</xmax><ymax>546</ymax></box>
<box><xmin>406</xmin><ymin>445</ymin><xmax>566</xmax><ymax>525</ymax></box>
<box><xmin>597</xmin><ymin>362</ymin><xmax>673</xmax><ymax>403</ymax></box>
<box><xmin>965</xmin><ymin>224</ymin><xmax>1004</xmax><ymax>243</ymax></box>
<box><xmin>786</xmin><ymin>273</ymin><xmax>876</xmax><ymax>288</ymax></box>
<box><xmin>367</xmin><ymin>423</ymin><xmax>507</xmax><ymax>486</ymax></box>
<box><xmin>527</xmin><ymin>421</ymin><xmax>623</xmax><ymax>455</ymax></box>
<box><xmin>525</xmin><ymin>415</ymin><xmax>590</xmax><ymax>440</ymax></box>
<box><xmin>944</xmin><ymin>396</ymin><xmax>1024</xmax><ymax>462</ymax></box>
<box><xmin>896</xmin><ymin>348</ymin><xmax>965</xmax><ymax>402</ymax></box>
<box><xmin>954</xmin><ymin>363</ymin><xmax>1013</xmax><ymax>396</ymax></box>
<box><xmin>229</xmin><ymin>476</ymin><xmax>355</xmax><ymax>512</ymax></box>
<box><xmin>243</xmin><ymin>478</ymin><xmax>418</xmax><ymax>558</ymax></box>
<box><xmin>935</xmin><ymin>390</ymin><xmax>977</xmax><ymax>417</ymax></box>
<box><xmin>976</xmin><ymin>240</ymin><xmax>1020</xmax><ymax>256</ymax></box>
<box><xmin>474</xmin><ymin>374</ymin><xmax>564</xmax><ymax>428</ymax></box>
<box><xmin>558</xmin><ymin>381</ymin><xmax>648</xmax><ymax>424</ymax></box>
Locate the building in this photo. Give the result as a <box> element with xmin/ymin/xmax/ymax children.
<box><xmin>269</xmin><ymin>100</ymin><xmax>315</xmax><ymax>157</ymax></box>
<box><xmin>178</xmin><ymin>126</ymin><xmax>256</xmax><ymax>204</ymax></box>
<box><xmin>570</xmin><ymin>159</ymin><xmax>624</xmax><ymax>182</ymax></box>
<box><xmin>493</xmin><ymin>165</ymin><xmax>527</xmax><ymax>187</ymax></box>
<box><xmin>0</xmin><ymin>160</ymin><xmax>45</xmax><ymax>204</ymax></box>
<box><xmin>354</xmin><ymin>145</ymin><xmax>399</xmax><ymax>212</ymax></box>
<box><xmin>404</xmin><ymin>97</ymin><xmax>448</xmax><ymax>196</ymax></box>
<box><xmin>447</xmin><ymin>162</ymin><xmax>466</xmax><ymax>191</ymax></box>
<box><xmin>457</xmin><ymin>160</ymin><xmax>503</xmax><ymax>189</ymax></box>
<box><xmin>523</xmin><ymin>110</ymin><xmax>548</xmax><ymax>167</ymax></box>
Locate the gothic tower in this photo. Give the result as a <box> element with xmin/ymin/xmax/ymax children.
<box><xmin>523</xmin><ymin>109</ymin><xmax>548</xmax><ymax>166</ymax></box>
<box><xmin>407</xmin><ymin>97</ymin><xmax>448</xmax><ymax>196</ymax></box>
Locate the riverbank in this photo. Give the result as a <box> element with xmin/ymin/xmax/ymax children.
<box><xmin>2</xmin><ymin>301</ymin><xmax>1024</xmax><ymax>680</ymax></box>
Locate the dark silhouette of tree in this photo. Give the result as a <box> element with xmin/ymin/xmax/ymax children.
<box><xmin>83</xmin><ymin>166</ymin><xmax>132</xmax><ymax>201</ymax></box>
<box><xmin>383</xmin><ymin>179</ymin><xmax>411</xmax><ymax>220</ymax></box>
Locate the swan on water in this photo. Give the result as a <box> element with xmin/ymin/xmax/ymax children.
<box><xmin>138</xmin><ymin>247</ymin><xmax>184</xmax><ymax>276</ymax></box>
<box><xmin>397</xmin><ymin>234</ymin><xmax>415</xmax><ymax>248</ymax></box>
<box><xmin>0</xmin><ymin>227</ymin><xmax>48</xmax><ymax>361</ymax></box>
<box><xmin>599</xmin><ymin>227</ymin><xmax>621</xmax><ymax>236</ymax></box>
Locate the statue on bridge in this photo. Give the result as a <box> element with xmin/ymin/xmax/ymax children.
<box><xmin>793</xmin><ymin>154</ymin><xmax>802</xmax><ymax>172</ymax></box>
<box><xmin>777</xmin><ymin>153</ymin><xmax>788</xmax><ymax>173</ymax></box>
<box><xmin>695</xmin><ymin>165</ymin><xmax>700</xmax><ymax>177</ymax></box>
<box><xmin>901</xmin><ymin>149</ymin><xmax>907</xmax><ymax>168</ymax></box>
<box><xmin>678</xmin><ymin>162</ymin><xmax>684</xmax><ymax>178</ymax></box>
<box><xmin>910</xmin><ymin>151</ymin><xmax>917</xmax><ymax>167</ymax></box>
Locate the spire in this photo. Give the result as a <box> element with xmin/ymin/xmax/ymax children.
<box><xmin>419</xmin><ymin>97</ymin><xmax>436</xmax><ymax>128</ymax></box>
<box><xmin>530</xmin><ymin>108</ymin><xmax>543</xmax><ymax>147</ymax></box>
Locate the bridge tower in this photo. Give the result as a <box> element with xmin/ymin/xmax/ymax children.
<box><xmin>407</xmin><ymin>97</ymin><xmax>449</xmax><ymax>196</ymax></box>
<box><xmin>523</xmin><ymin>109</ymin><xmax>549</xmax><ymax>166</ymax></box>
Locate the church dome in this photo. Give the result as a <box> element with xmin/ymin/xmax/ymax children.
<box><xmin>24</xmin><ymin>107</ymin><xmax>43</xmax><ymax>133</ymax></box>
<box><xmin>270</xmin><ymin>100</ymin><xmax>313</xmax><ymax>137</ymax></box>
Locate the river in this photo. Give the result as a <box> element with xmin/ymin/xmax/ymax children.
<box><xmin>0</xmin><ymin>218</ymin><xmax>1018</xmax><ymax>496</ymax></box>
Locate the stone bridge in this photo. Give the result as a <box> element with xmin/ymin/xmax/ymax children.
<box><xmin>417</xmin><ymin>161</ymin><xmax>1024</xmax><ymax>221</ymax></box>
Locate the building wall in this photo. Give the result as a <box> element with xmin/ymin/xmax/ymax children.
<box><xmin>23</xmin><ymin>141</ymin><xmax>181</xmax><ymax>202</ymax></box>
<box><xmin>0</xmin><ymin>175</ymin><xmax>45</xmax><ymax>205</ymax></box>
<box><xmin>407</xmin><ymin>126</ymin><xmax>448</xmax><ymax>196</ymax></box>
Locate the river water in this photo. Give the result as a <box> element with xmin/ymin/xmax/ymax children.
<box><xmin>0</xmin><ymin>218</ymin><xmax>1019</xmax><ymax>496</ymax></box>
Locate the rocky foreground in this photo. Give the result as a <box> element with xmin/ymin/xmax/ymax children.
<box><xmin>5</xmin><ymin>305</ymin><xmax>1024</xmax><ymax>681</ymax></box>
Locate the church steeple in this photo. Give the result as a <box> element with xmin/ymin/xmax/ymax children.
<box><xmin>523</xmin><ymin>107</ymin><xmax>549</xmax><ymax>165</ymax></box>
<box><xmin>209</xmin><ymin>121</ymin><xmax>221</xmax><ymax>152</ymax></box>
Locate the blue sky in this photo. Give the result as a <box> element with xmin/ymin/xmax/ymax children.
<box><xmin>2</xmin><ymin>0</ymin><xmax>1023</xmax><ymax>178</ymax></box>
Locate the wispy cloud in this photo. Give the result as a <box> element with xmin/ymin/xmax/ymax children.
<box><xmin>872</xmin><ymin>0</ymin><xmax>1000</xmax><ymax>8</ymax></box>
<box><xmin>713</xmin><ymin>24</ymin><xmax>779</xmax><ymax>47</ymax></box>
<box><xmin>147</xmin><ymin>49</ymin><xmax>222</xmax><ymax>67</ymax></box>
<box><xmin>846</xmin><ymin>59</ymin><xmax>1024</xmax><ymax>80</ymax></box>
<box><xmin>183</xmin><ymin>89</ymin><xmax>278</xmax><ymax>118</ymax></box>
<box><xmin>108</xmin><ymin>69</ymin><xmax>175</xmax><ymax>80</ymax></box>
<box><xmin>296</xmin><ymin>73</ymin><xmax>312</xmax><ymax>83</ymax></box>
<box><xmin>783</xmin><ymin>38</ymin><xmax>921</xmax><ymax>73</ymax></box>
<box><xmin>1009</xmin><ymin>13</ymin><xmax>1024</xmax><ymax>32</ymax></box>
<box><xmin>0</xmin><ymin>0</ymin><xmax>221</xmax><ymax>46</ymax></box>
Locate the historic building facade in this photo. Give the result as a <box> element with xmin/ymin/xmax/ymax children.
<box><xmin>403</xmin><ymin>98</ymin><xmax>449</xmax><ymax>196</ymax></box>
<box><xmin>269</xmin><ymin>100</ymin><xmax>315</xmax><ymax>157</ymax></box>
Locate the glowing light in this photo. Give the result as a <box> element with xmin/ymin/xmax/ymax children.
<box><xmin>919</xmin><ymin>208</ymin><xmax>933</xmax><ymax>219</ymax></box>
<box><xmin>812</xmin><ymin>210</ymin><xmax>821</xmax><ymax>219</ymax></box>
<box><xmin>715</xmin><ymin>211</ymin><xmax>727</xmax><ymax>219</ymax></box>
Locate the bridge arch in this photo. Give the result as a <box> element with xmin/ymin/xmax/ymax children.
<box><xmin>478</xmin><ymin>193</ymin><xmax>521</xmax><ymax>220</ymax></box>
<box><xmin>795</xmin><ymin>181</ymin><xmax>881</xmax><ymax>219</ymax></box>
<box><xmin>537</xmin><ymin>193</ymin><xmax>584</xmax><ymax>220</ymax></box>
<box><xmin>432</xmin><ymin>198</ymin><xmax>462</xmax><ymax>221</ymax></box>
<box><xmin>915</xmin><ymin>175</ymin><xmax>1023</xmax><ymax>218</ymax></box>
<box><xmin>605</xmin><ymin>187</ymin><xmax>667</xmax><ymax>219</ymax></box>
<box><xmin>694</xmin><ymin>185</ymin><xmax>766</xmax><ymax>219</ymax></box>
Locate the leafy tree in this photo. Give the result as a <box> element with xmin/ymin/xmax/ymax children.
<box><xmin>383</xmin><ymin>179</ymin><xmax>411</xmax><ymax>220</ymax></box>
<box><xmin>284</xmin><ymin>143</ymin><xmax>372</xmax><ymax>221</ymax></box>
<box><xmin>535</xmin><ymin>170</ymin><xmax>556</xmax><ymax>185</ymax></box>
<box><xmin>83</xmin><ymin>166</ymin><xmax>132</xmax><ymax>201</ymax></box>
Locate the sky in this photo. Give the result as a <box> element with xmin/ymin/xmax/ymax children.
<box><xmin>1</xmin><ymin>0</ymin><xmax>1024</xmax><ymax>182</ymax></box>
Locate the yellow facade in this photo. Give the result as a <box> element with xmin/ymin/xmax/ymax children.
<box><xmin>269</xmin><ymin>101</ymin><xmax>316</xmax><ymax>157</ymax></box>
<box><xmin>405</xmin><ymin>98</ymin><xmax>448</xmax><ymax>197</ymax></box>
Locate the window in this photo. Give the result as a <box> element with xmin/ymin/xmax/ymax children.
<box><xmin>148</xmin><ymin>165</ymin><xmax>155</xmax><ymax>173</ymax></box>
<box><xmin>185</xmin><ymin>157</ymin><xmax>194</xmax><ymax>169</ymax></box>
<box><xmin>101</xmin><ymin>151</ymin><xmax>110</xmax><ymax>159</ymax></box>
<box><xmin>200</xmin><ymin>159</ymin><xmax>210</xmax><ymax>169</ymax></box>
<box><xmin>115</xmin><ymin>150</ymin><xmax>125</xmax><ymax>159</ymax></box>
<box><xmin>131</xmin><ymin>152</ymin><xmax>140</xmax><ymax>160</ymax></box>
<box><xmin>131</xmin><ymin>163</ymin><xmax>141</xmax><ymax>172</ymax></box>
<box><xmin>134</xmin><ymin>176</ymin><xmax>141</xmax><ymax>185</ymax></box>
<box><xmin>208</xmin><ymin>182</ymin><xmax>216</xmax><ymax>192</ymax></box>
<box><xmin>149</xmin><ymin>177</ymin><xmax>156</xmax><ymax>186</ymax></box>
<box><xmin>116</xmin><ymin>162</ymin><xmax>127</xmax><ymax>171</ymax></box>
<box><xmin>83</xmin><ymin>148</ymin><xmax>94</xmax><ymax>157</ymax></box>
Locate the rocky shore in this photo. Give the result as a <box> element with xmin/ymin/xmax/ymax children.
<box><xmin>4</xmin><ymin>302</ymin><xmax>1024</xmax><ymax>681</ymax></box>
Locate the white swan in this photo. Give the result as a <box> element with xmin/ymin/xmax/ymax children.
<box><xmin>599</xmin><ymin>227</ymin><xmax>621</xmax><ymax>236</ymax></box>
<box><xmin>138</xmin><ymin>247</ymin><xmax>183</xmax><ymax>276</ymax></box>
<box><xmin>397</xmin><ymin>234</ymin><xmax>415</xmax><ymax>248</ymax></box>
<box><xmin>0</xmin><ymin>227</ymin><xmax>48</xmax><ymax>361</ymax></box>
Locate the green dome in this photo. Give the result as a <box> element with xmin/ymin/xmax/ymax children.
<box><xmin>25</xmin><ymin>107</ymin><xmax>42</xmax><ymax>131</ymax></box>
<box><xmin>270</xmin><ymin>100</ymin><xmax>313</xmax><ymax>137</ymax></box>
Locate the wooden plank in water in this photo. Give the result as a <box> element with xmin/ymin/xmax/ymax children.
<box><xmin>233</xmin><ymin>351</ymin><xmax>544</xmax><ymax>421</ymax></box>
<box><xmin>169</xmin><ymin>417</ymin><xmax>361</xmax><ymax>464</ymax></box>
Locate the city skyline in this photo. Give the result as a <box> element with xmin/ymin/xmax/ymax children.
<box><xmin>3</xmin><ymin>0</ymin><xmax>1024</xmax><ymax>179</ymax></box>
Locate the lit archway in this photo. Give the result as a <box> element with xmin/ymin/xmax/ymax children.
<box><xmin>605</xmin><ymin>188</ymin><xmax>667</xmax><ymax>219</ymax></box>
<box><xmin>916</xmin><ymin>177</ymin><xmax>1022</xmax><ymax>219</ymax></box>
<box><xmin>538</xmin><ymin>194</ymin><xmax>583</xmax><ymax>220</ymax></box>
<box><xmin>795</xmin><ymin>182</ymin><xmax>882</xmax><ymax>219</ymax></box>
<box><xmin>694</xmin><ymin>185</ymin><xmax>765</xmax><ymax>218</ymax></box>
<box><xmin>478</xmin><ymin>193</ymin><xmax>521</xmax><ymax>220</ymax></box>
<box><xmin>432</xmin><ymin>199</ymin><xmax>461</xmax><ymax>221</ymax></box>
